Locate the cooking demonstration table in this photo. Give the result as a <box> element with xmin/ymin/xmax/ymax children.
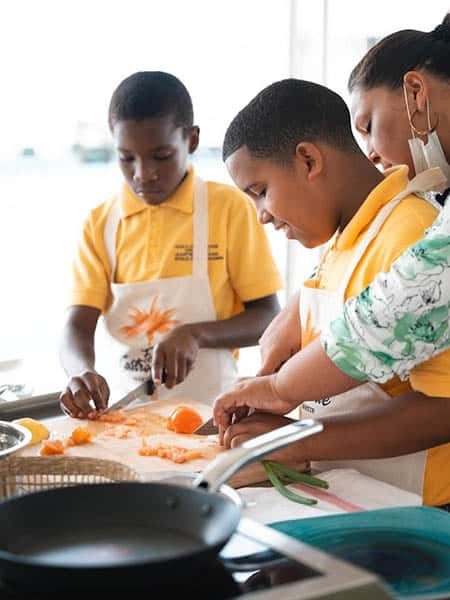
<box><xmin>1</xmin><ymin>396</ymin><xmax>449</xmax><ymax>599</ymax></box>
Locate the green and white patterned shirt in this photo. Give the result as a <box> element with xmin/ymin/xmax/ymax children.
<box><xmin>322</xmin><ymin>190</ymin><xmax>450</xmax><ymax>383</ymax></box>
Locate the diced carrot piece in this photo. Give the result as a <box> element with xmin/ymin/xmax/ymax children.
<box><xmin>166</xmin><ymin>406</ymin><xmax>203</xmax><ymax>434</ymax></box>
<box><xmin>97</xmin><ymin>410</ymin><xmax>127</xmax><ymax>423</ymax></box>
<box><xmin>138</xmin><ymin>439</ymin><xmax>203</xmax><ymax>463</ymax></box>
<box><xmin>123</xmin><ymin>417</ymin><xmax>142</xmax><ymax>426</ymax></box>
<box><xmin>107</xmin><ymin>426</ymin><xmax>132</xmax><ymax>439</ymax></box>
<box><xmin>40</xmin><ymin>439</ymin><xmax>65</xmax><ymax>455</ymax></box>
<box><xmin>66</xmin><ymin>427</ymin><xmax>92</xmax><ymax>446</ymax></box>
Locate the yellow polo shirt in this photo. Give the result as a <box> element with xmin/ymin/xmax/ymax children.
<box><xmin>306</xmin><ymin>165</ymin><xmax>450</xmax><ymax>506</ymax></box>
<box><xmin>69</xmin><ymin>167</ymin><xmax>283</xmax><ymax>322</ymax></box>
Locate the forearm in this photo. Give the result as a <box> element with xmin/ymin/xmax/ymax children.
<box><xmin>59</xmin><ymin>324</ymin><xmax>95</xmax><ymax>376</ymax></box>
<box><xmin>188</xmin><ymin>295</ymin><xmax>280</xmax><ymax>349</ymax></box>
<box><xmin>298</xmin><ymin>391</ymin><xmax>450</xmax><ymax>462</ymax></box>
<box><xmin>273</xmin><ymin>338</ymin><xmax>362</xmax><ymax>406</ymax></box>
<box><xmin>59</xmin><ymin>306</ymin><xmax>100</xmax><ymax>377</ymax></box>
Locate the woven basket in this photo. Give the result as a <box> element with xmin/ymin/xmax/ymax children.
<box><xmin>0</xmin><ymin>456</ymin><xmax>139</xmax><ymax>500</ymax></box>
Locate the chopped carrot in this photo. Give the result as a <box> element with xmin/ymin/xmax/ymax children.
<box><xmin>40</xmin><ymin>439</ymin><xmax>65</xmax><ymax>456</ymax></box>
<box><xmin>138</xmin><ymin>440</ymin><xmax>203</xmax><ymax>463</ymax></box>
<box><xmin>104</xmin><ymin>426</ymin><xmax>132</xmax><ymax>439</ymax></box>
<box><xmin>66</xmin><ymin>427</ymin><xmax>92</xmax><ymax>446</ymax></box>
<box><xmin>123</xmin><ymin>417</ymin><xmax>142</xmax><ymax>426</ymax></box>
<box><xmin>167</xmin><ymin>406</ymin><xmax>203</xmax><ymax>434</ymax></box>
<box><xmin>96</xmin><ymin>410</ymin><xmax>127</xmax><ymax>423</ymax></box>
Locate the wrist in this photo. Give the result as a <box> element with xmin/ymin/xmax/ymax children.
<box><xmin>272</xmin><ymin>371</ymin><xmax>298</xmax><ymax>410</ymax></box>
<box><xmin>67</xmin><ymin>364</ymin><xmax>95</xmax><ymax>379</ymax></box>
<box><xmin>181</xmin><ymin>322</ymin><xmax>206</xmax><ymax>347</ymax></box>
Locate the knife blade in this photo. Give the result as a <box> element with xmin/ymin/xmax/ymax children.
<box><xmin>193</xmin><ymin>417</ymin><xmax>218</xmax><ymax>436</ymax></box>
<box><xmin>101</xmin><ymin>378</ymin><xmax>154</xmax><ymax>414</ymax></box>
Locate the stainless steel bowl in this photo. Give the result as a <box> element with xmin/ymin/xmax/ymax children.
<box><xmin>0</xmin><ymin>421</ymin><xmax>31</xmax><ymax>457</ymax></box>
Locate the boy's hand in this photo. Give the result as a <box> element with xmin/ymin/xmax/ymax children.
<box><xmin>258</xmin><ymin>290</ymin><xmax>301</xmax><ymax>376</ymax></box>
<box><xmin>222</xmin><ymin>412</ymin><xmax>305</xmax><ymax>463</ymax></box>
<box><xmin>152</xmin><ymin>324</ymin><xmax>200</xmax><ymax>389</ymax></box>
<box><xmin>59</xmin><ymin>370</ymin><xmax>109</xmax><ymax>418</ymax></box>
<box><xmin>213</xmin><ymin>374</ymin><xmax>297</xmax><ymax>443</ymax></box>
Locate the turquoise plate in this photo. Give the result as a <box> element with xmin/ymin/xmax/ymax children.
<box><xmin>270</xmin><ymin>507</ymin><xmax>450</xmax><ymax>598</ymax></box>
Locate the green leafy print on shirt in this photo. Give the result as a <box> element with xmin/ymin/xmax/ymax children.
<box><xmin>322</xmin><ymin>203</ymin><xmax>450</xmax><ymax>383</ymax></box>
<box><xmin>385</xmin><ymin>305</ymin><xmax>450</xmax><ymax>356</ymax></box>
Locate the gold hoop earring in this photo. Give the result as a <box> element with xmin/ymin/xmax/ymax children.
<box><xmin>405</xmin><ymin>93</ymin><xmax>438</xmax><ymax>137</ymax></box>
<box><xmin>409</xmin><ymin>107</ymin><xmax>439</xmax><ymax>136</ymax></box>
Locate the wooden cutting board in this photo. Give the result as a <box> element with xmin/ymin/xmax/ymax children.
<box><xmin>18</xmin><ymin>397</ymin><xmax>271</xmax><ymax>488</ymax></box>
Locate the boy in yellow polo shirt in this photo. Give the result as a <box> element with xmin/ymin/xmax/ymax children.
<box><xmin>59</xmin><ymin>71</ymin><xmax>282</xmax><ymax>416</ymax></box>
<box><xmin>214</xmin><ymin>78</ymin><xmax>450</xmax><ymax>506</ymax></box>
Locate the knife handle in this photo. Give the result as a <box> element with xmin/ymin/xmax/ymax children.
<box><xmin>146</xmin><ymin>379</ymin><xmax>155</xmax><ymax>395</ymax></box>
<box><xmin>146</xmin><ymin>369</ymin><xmax>167</xmax><ymax>395</ymax></box>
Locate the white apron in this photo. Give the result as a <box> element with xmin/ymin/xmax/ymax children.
<box><xmin>100</xmin><ymin>176</ymin><xmax>238</xmax><ymax>405</ymax></box>
<box><xmin>300</xmin><ymin>169</ymin><xmax>443</xmax><ymax>495</ymax></box>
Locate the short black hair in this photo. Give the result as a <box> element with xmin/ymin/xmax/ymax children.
<box><xmin>222</xmin><ymin>79</ymin><xmax>358</xmax><ymax>163</ymax></box>
<box><xmin>108</xmin><ymin>71</ymin><xmax>194</xmax><ymax>130</ymax></box>
<box><xmin>348</xmin><ymin>13</ymin><xmax>450</xmax><ymax>92</ymax></box>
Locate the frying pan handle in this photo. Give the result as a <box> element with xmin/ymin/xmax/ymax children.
<box><xmin>193</xmin><ymin>418</ymin><xmax>323</xmax><ymax>493</ymax></box>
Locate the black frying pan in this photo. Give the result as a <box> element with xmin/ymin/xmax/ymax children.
<box><xmin>0</xmin><ymin>419</ymin><xmax>323</xmax><ymax>591</ymax></box>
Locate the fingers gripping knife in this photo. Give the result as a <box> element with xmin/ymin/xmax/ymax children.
<box><xmin>101</xmin><ymin>371</ymin><xmax>166</xmax><ymax>414</ymax></box>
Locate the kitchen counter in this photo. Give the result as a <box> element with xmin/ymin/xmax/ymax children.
<box><xmin>238</xmin><ymin>467</ymin><xmax>422</xmax><ymax>525</ymax></box>
<box><xmin>0</xmin><ymin>351</ymin><xmax>64</xmax><ymax>400</ymax></box>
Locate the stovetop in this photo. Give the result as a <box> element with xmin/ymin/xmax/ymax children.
<box><xmin>0</xmin><ymin>518</ymin><xmax>390</xmax><ymax>600</ymax></box>
<box><xmin>0</xmin><ymin>556</ymin><xmax>316</xmax><ymax>599</ymax></box>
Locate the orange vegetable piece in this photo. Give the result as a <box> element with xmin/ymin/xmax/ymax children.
<box><xmin>167</xmin><ymin>406</ymin><xmax>203</xmax><ymax>434</ymax></box>
<box><xmin>97</xmin><ymin>410</ymin><xmax>127</xmax><ymax>424</ymax></box>
<box><xmin>104</xmin><ymin>426</ymin><xmax>132</xmax><ymax>439</ymax></box>
<box><xmin>66</xmin><ymin>427</ymin><xmax>92</xmax><ymax>446</ymax></box>
<box><xmin>138</xmin><ymin>440</ymin><xmax>203</xmax><ymax>463</ymax></box>
<box><xmin>123</xmin><ymin>416</ymin><xmax>143</xmax><ymax>426</ymax></box>
<box><xmin>40</xmin><ymin>439</ymin><xmax>65</xmax><ymax>456</ymax></box>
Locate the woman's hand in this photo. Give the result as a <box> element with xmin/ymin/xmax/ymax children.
<box><xmin>213</xmin><ymin>375</ymin><xmax>299</xmax><ymax>442</ymax></box>
<box><xmin>59</xmin><ymin>370</ymin><xmax>109</xmax><ymax>418</ymax></box>
<box><xmin>258</xmin><ymin>290</ymin><xmax>301</xmax><ymax>375</ymax></box>
<box><xmin>152</xmin><ymin>324</ymin><xmax>200</xmax><ymax>388</ymax></box>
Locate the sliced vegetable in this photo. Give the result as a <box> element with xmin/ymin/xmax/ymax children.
<box><xmin>139</xmin><ymin>439</ymin><xmax>203</xmax><ymax>463</ymax></box>
<box><xmin>96</xmin><ymin>410</ymin><xmax>127</xmax><ymax>423</ymax></box>
<box><xmin>66</xmin><ymin>427</ymin><xmax>92</xmax><ymax>446</ymax></box>
<box><xmin>40</xmin><ymin>439</ymin><xmax>65</xmax><ymax>456</ymax></box>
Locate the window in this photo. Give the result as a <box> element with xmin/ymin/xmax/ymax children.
<box><xmin>0</xmin><ymin>0</ymin><xmax>295</xmax><ymax>395</ymax></box>
<box><xmin>1</xmin><ymin>0</ymin><xmax>447</xmax><ymax>398</ymax></box>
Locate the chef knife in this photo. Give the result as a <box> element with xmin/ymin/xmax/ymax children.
<box><xmin>194</xmin><ymin>370</ymin><xmax>272</xmax><ymax>435</ymax></box>
<box><xmin>193</xmin><ymin>417</ymin><xmax>218</xmax><ymax>436</ymax></box>
<box><xmin>101</xmin><ymin>368</ymin><xmax>169</xmax><ymax>414</ymax></box>
<box><xmin>100</xmin><ymin>377</ymin><xmax>155</xmax><ymax>414</ymax></box>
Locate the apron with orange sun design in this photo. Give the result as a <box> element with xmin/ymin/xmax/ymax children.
<box><xmin>299</xmin><ymin>170</ymin><xmax>442</xmax><ymax>496</ymax></box>
<box><xmin>101</xmin><ymin>177</ymin><xmax>238</xmax><ymax>405</ymax></box>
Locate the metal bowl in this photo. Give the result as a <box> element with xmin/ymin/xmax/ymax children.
<box><xmin>0</xmin><ymin>421</ymin><xmax>31</xmax><ymax>458</ymax></box>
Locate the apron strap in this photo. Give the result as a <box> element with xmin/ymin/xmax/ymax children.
<box><xmin>336</xmin><ymin>167</ymin><xmax>444</xmax><ymax>297</ymax></box>
<box><xmin>104</xmin><ymin>199</ymin><xmax>121</xmax><ymax>281</ymax></box>
<box><xmin>405</xmin><ymin>166</ymin><xmax>447</xmax><ymax>199</ymax></box>
<box><xmin>192</xmin><ymin>176</ymin><xmax>209</xmax><ymax>279</ymax></box>
<box><xmin>103</xmin><ymin>175</ymin><xmax>209</xmax><ymax>282</ymax></box>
